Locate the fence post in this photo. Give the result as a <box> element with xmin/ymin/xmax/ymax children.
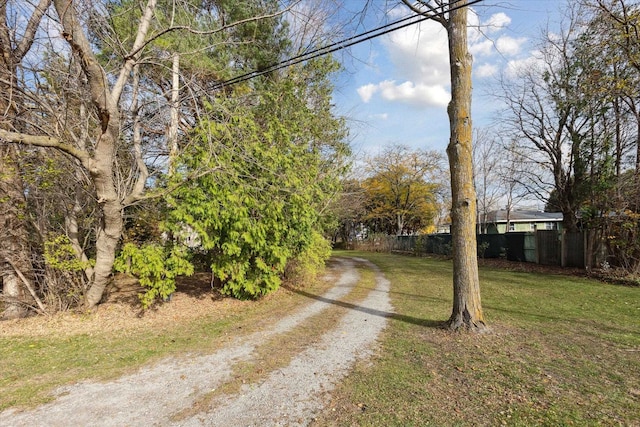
<box><xmin>584</xmin><ymin>230</ymin><xmax>590</xmax><ymax>272</ymax></box>
<box><xmin>560</xmin><ymin>230</ymin><xmax>567</xmax><ymax>267</ymax></box>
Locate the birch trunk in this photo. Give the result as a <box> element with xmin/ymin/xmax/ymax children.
<box><xmin>168</xmin><ymin>53</ymin><xmax>180</xmax><ymax>174</ymax></box>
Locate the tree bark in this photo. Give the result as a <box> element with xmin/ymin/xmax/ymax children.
<box><xmin>398</xmin><ymin>0</ymin><xmax>486</xmax><ymax>330</ymax></box>
<box><xmin>635</xmin><ymin>114</ymin><xmax>640</xmax><ymax>211</ymax></box>
<box><xmin>53</xmin><ymin>0</ymin><xmax>128</xmax><ymax>309</ymax></box>
<box><xmin>445</xmin><ymin>1</ymin><xmax>486</xmax><ymax>331</ymax></box>
<box><xmin>168</xmin><ymin>53</ymin><xmax>180</xmax><ymax>175</ymax></box>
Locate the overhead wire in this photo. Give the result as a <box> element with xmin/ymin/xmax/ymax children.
<box><xmin>213</xmin><ymin>0</ymin><xmax>483</xmax><ymax>90</ymax></box>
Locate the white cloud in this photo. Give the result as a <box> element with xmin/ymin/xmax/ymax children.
<box><xmin>357</xmin><ymin>79</ymin><xmax>449</xmax><ymax>108</ymax></box>
<box><xmin>484</xmin><ymin>13</ymin><xmax>511</xmax><ymax>32</ymax></box>
<box><xmin>355</xmin><ymin>18</ymin><xmax>450</xmax><ymax>108</ymax></box>
<box><xmin>468</xmin><ymin>11</ymin><xmax>511</xmax><ymax>43</ymax></box>
<box><xmin>355</xmin><ymin>8</ymin><xmax>522</xmax><ymax>109</ymax></box>
<box><xmin>470</xmin><ymin>36</ymin><xmax>526</xmax><ymax>58</ymax></box>
<box><xmin>470</xmin><ymin>39</ymin><xmax>494</xmax><ymax>57</ymax></box>
<box><xmin>505</xmin><ymin>51</ymin><xmax>544</xmax><ymax>79</ymax></box>
<box><xmin>475</xmin><ymin>63</ymin><xmax>498</xmax><ymax>78</ymax></box>
<box><xmin>495</xmin><ymin>35</ymin><xmax>527</xmax><ymax>56</ymax></box>
<box><xmin>383</xmin><ymin>20</ymin><xmax>450</xmax><ymax>85</ymax></box>
<box><xmin>357</xmin><ymin>83</ymin><xmax>379</xmax><ymax>103</ymax></box>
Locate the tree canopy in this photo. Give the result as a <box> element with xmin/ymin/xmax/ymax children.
<box><xmin>361</xmin><ymin>145</ymin><xmax>445</xmax><ymax>236</ymax></box>
<box><xmin>0</xmin><ymin>0</ymin><xmax>349</xmax><ymax>314</ymax></box>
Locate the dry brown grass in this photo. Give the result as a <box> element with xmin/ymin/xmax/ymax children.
<box><xmin>0</xmin><ymin>273</ymin><xmax>255</xmax><ymax>338</ymax></box>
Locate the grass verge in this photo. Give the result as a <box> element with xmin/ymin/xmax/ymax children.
<box><xmin>313</xmin><ymin>251</ymin><xmax>640</xmax><ymax>427</ymax></box>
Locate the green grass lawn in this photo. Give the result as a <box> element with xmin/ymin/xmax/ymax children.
<box><xmin>1</xmin><ymin>251</ymin><xmax>638</xmax><ymax>426</ymax></box>
<box><xmin>315</xmin><ymin>251</ymin><xmax>640</xmax><ymax>426</ymax></box>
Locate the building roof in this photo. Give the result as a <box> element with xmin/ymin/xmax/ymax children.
<box><xmin>483</xmin><ymin>209</ymin><xmax>563</xmax><ymax>223</ymax></box>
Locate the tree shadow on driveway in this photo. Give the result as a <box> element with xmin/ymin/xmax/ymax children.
<box><xmin>284</xmin><ymin>286</ymin><xmax>445</xmax><ymax>328</ymax></box>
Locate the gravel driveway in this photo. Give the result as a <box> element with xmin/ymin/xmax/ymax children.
<box><xmin>0</xmin><ymin>257</ymin><xmax>393</xmax><ymax>426</ymax></box>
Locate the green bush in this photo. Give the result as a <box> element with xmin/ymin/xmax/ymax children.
<box><xmin>114</xmin><ymin>243</ymin><xmax>194</xmax><ymax>308</ymax></box>
<box><xmin>284</xmin><ymin>231</ymin><xmax>332</xmax><ymax>284</ymax></box>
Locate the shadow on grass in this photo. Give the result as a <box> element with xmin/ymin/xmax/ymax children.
<box><xmin>284</xmin><ymin>286</ymin><xmax>445</xmax><ymax>329</ymax></box>
<box><xmin>483</xmin><ymin>304</ymin><xmax>640</xmax><ymax>336</ymax></box>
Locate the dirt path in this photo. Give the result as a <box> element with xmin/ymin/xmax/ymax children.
<box><xmin>0</xmin><ymin>257</ymin><xmax>393</xmax><ymax>426</ymax></box>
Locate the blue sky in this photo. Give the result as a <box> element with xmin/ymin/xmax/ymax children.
<box><xmin>331</xmin><ymin>0</ymin><xmax>564</xmax><ymax>156</ymax></box>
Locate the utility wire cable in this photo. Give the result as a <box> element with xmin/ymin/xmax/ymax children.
<box><xmin>219</xmin><ymin>0</ymin><xmax>457</xmax><ymax>86</ymax></box>
<box><xmin>215</xmin><ymin>0</ymin><xmax>467</xmax><ymax>88</ymax></box>
<box><xmin>214</xmin><ymin>0</ymin><xmax>483</xmax><ymax>90</ymax></box>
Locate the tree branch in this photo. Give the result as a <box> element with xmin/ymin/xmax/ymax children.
<box><xmin>126</xmin><ymin>65</ymin><xmax>148</xmax><ymax>202</ymax></box>
<box><xmin>400</xmin><ymin>0</ymin><xmax>448</xmax><ymax>26</ymax></box>
<box><xmin>15</xmin><ymin>0</ymin><xmax>52</xmax><ymax>59</ymax></box>
<box><xmin>0</xmin><ymin>129</ymin><xmax>91</xmax><ymax>166</ymax></box>
<box><xmin>123</xmin><ymin>1</ymin><xmax>302</xmax><ymax>63</ymax></box>
<box><xmin>122</xmin><ymin>168</ymin><xmax>217</xmax><ymax>207</ymax></box>
<box><xmin>5</xmin><ymin>257</ymin><xmax>47</xmax><ymax>315</ymax></box>
<box><xmin>54</xmin><ymin>0</ymin><xmax>116</xmax><ymax>133</ymax></box>
<box><xmin>111</xmin><ymin>0</ymin><xmax>157</xmax><ymax>103</ymax></box>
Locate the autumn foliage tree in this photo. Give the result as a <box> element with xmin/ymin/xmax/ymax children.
<box><xmin>361</xmin><ymin>145</ymin><xmax>444</xmax><ymax>235</ymax></box>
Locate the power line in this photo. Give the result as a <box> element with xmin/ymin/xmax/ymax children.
<box><xmin>218</xmin><ymin>0</ymin><xmax>458</xmax><ymax>87</ymax></box>
<box><xmin>213</xmin><ymin>0</ymin><xmax>483</xmax><ymax>90</ymax></box>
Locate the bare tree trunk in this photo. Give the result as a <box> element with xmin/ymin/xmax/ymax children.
<box><xmin>396</xmin><ymin>213</ymin><xmax>404</xmax><ymax>236</ymax></box>
<box><xmin>53</xmin><ymin>0</ymin><xmax>130</xmax><ymax>309</ymax></box>
<box><xmin>445</xmin><ymin>1</ymin><xmax>485</xmax><ymax>331</ymax></box>
<box><xmin>399</xmin><ymin>0</ymin><xmax>486</xmax><ymax>330</ymax></box>
<box><xmin>635</xmin><ymin>114</ymin><xmax>640</xmax><ymax>211</ymax></box>
<box><xmin>65</xmin><ymin>174</ymin><xmax>94</xmax><ymax>282</ymax></box>
<box><xmin>64</xmin><ymin>106</ymin><xmax>94</xmax><ymax>283</ymax></box>
<box><xmin>168</xmin><ymin>53</ymin><xmax>180</xmax><ymax>174</ymax></box>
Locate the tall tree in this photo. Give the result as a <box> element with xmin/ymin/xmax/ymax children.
<box><xmin>575</xmin><ymin>0</ymin><xmax>640</xmax><ymax>272</ymax></box>
<box><xmin>497</xmin><ymin>8</ymin><xmax>598</xmax><ymax>232</ymax></box>
<box><xmin>473</xmin><ymin>129</ymin><xmax>503</xmax><ymax>233</ymax></box>
<box><xmin>497</xmin><ymin>3</ymin><xmax>636</xmax><ymax>234</ymax></box>
<box><xmin>401</xmin><ymin>0</ymin><xmax>485</xmax><ymax>330</ymax></box>
<box><xmin>331</xmin><ymin>176</ymin><xmax>368</xmax><ymax>246</ymax></box>
<box><xmin>580</xmin><ymin>0</ymin><xmax>640</xmax><ymax>209</ymax></box>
